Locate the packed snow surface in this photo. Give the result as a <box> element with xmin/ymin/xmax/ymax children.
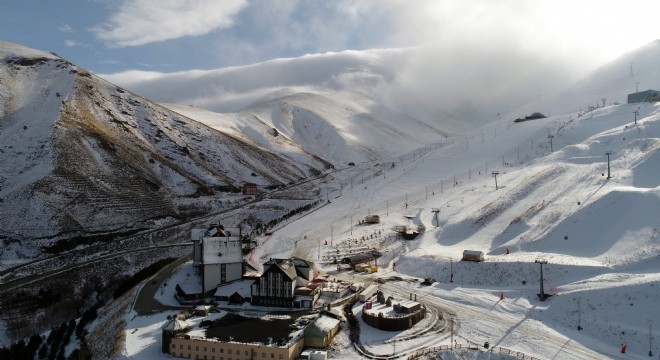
<box><xmin>123</xmin><ymin>101</ymin><xmax>660</xmax><ymax>359</ymax></box>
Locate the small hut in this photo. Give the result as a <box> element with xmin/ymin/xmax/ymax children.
<box><xmin>303</xmin><ymin>315</ymin><xmax>341</xmax><ymax>349</ymax></box>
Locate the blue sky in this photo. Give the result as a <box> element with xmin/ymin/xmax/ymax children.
<box><xmin>1</xmin><ymin>0</ymin><xmax>404</xmax><ymax>74</ymax></box>
<box><xmin>2</xmin><ymin>0</ymin><xmax>660</xmax><ymax>76</ymax></box>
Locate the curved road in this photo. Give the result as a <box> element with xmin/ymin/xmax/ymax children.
<box><xmin>382</xmin><ymin>281</ymin><xmax>607</xmax><ymax>360</ymax></box>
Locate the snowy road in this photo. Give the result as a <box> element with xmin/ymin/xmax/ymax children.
<box><xmin>383</xmin><ymin>281</ymin><xmax>608</xmax><ymax>360</ymax></box>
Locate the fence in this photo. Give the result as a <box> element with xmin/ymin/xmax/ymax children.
<box><xmin>405</xmin><ymin>344</ymin><xmax>541</xmax><ymax>360</ymax></box>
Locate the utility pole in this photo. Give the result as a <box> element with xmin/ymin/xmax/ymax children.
<box><xmin>450</xmin><ymin>258</ymin><xmax>454</xmax><ymax>283</ymax></box>
<box><xmin>535</xmin><ymin>259</ymin><xmax>548</xmax><ymax>301</ymax></box>
<box><xmin>605</xmin><ymin>151</ymin><xmax>613</xmax><ymax>179</ymax></box>
<box><xmin>649</xmin><ymin>320</ymin><xmax>653</xmax><ymax>357</ymax></box>
<box><xmin>330</xmin><ymin>225</ymin><xmax>333</xmax><ymax>245</ymax></box>
<box><xmin>634</xmin><ymin>110</ymin><xmax>639</xmax><ymax>124</ymax></box>
<box><xmin>576</xmin><ymin>298</ymin><xmax>582</xmax><ymax>331</ymax></box>
<box><xmin>492</xmin><ymin>171</ymin><xmax>499</xmax><ymax>190</ymax></box>
<box><xmin>350</xmin><ymin>216</ymin><xmax>353</xmax><ymax>235</ymax></box>
<box><xmin>548</xmin><ymin>134</ymin><xmax>554</xmax><ymax>152</ymax></box>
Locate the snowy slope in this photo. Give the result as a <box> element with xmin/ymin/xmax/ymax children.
<box><xmin>508</xmin><ymin>39</ymin><xmax>660</xmax><ymax>122</ymax></box>
<box><xmin>0</xmin><ymin>41</ymin><xmax>330</xmax><ymax>257</ymax></box>
<box><xmin>245</xmin><ymin>99</ymin><xmax>660</xmax><ymax>359</ymax></box>
<box><xmin>119</xmin><ymin>99</ymin><xmax>660</xmax><ymax>360</ymax></box>
<box><xmin>165</xmin><ymin>90</ymin><xmax>449</xmax><ymax>167</ymax></box>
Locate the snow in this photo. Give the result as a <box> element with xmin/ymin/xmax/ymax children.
<box><xmin>2</xmin><ymin>40</ymin><xmax>660</xmax><ymax>359</ymax></box>
<box><xmin>122</xmin><ymin>99</ymin><xmax>660</xmax><ymax>360</ymax></box>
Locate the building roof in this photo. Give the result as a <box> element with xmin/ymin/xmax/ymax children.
<box><xmin>191</xmin><ymin>228</ymin><xmax>206</xmax><ymax>241</ymax></box>
<box><xmin>214</xmin><ymin>279</ymin><xmax>253</xmax><ymax>298</ymax></box>
<box><xmin>341</xmin><ymin>252</ymin><xmax>375</xmax><ymax>264</ymax></box>
<box><xmin>264</xmin><ymin>258</ymin><xmax>299</xmax><ymax>280</ymax></box>
<box><xmin>628</xmin><ymin>89</ymin><xmax>660</xmax><ymax>102</ymax></box>
<box><xmin>394</xmin><ymin>300</ymin><xmax>420</xmax><ymax>309</ymax></box>
<box><xmin>304</xmin><ymin>316</ymin><xmax>340</xmax><ymax>337</ymax></box>
<box><xmin>203</xmin><ymin>237</ymin><xmax>243</xmax><ymax>264</ymax></box>
<box><xmin>163</xmin><ymin>319</ymin><xmax>191</xmax><ymax>332</ymax></box>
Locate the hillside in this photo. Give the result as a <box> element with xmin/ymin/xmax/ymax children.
<box><xmin>1</xmin><ymin>39</ymin><xmax>659</xmax><ymax>359</ymax></box>
<box><xmin>0</xmin><ymin>41</ymin><xmax>337</xmax><ymax>260</ymax></box>
<box><xmin>247</xmin><ymin>100</ymin><xmax>660</xmax><ymax>359</ymax></box>
<box><xmin>164</xmin><ymin>90</ymin><xmax>449</xmax><ymax>167</ymax></box>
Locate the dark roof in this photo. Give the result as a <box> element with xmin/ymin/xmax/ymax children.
<box><xmin>264</xmin><ymin>259</ymin><xmax>298</xmax><ymax>280</ymax></box>
<box><xmin>341</xmin><ymin>252</ymin><xmax>376</xmax><ymax>264</ymax></box>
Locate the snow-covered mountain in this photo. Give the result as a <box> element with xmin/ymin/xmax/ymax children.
<box><xmin>0</xmin><ymin>41</ymin><xmax>452</xmax><ymax>261</ymax></box>
<box><xmin>0</xmin><ymin>41</ymin><xmax>334</xmax><ymax>247</ymax></box>
<box><xmin>509</xmin><ymin>39</ymin><xmax>660</xmax><ymax>121</ymax></box>
<box><xmin>164</xmin><ymin>90</ymin><xmax>449</xmax><ymax>167</ymax></box>
<box><xmin>2</xmin><ymin>39</ymin><xmax>660</xmax><ymax>359</ymax></box>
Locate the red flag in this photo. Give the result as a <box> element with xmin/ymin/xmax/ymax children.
<box><xmin>620</xmin><ymin>344</ymin><xmax>627</xmax><ymax>353</ymax></box>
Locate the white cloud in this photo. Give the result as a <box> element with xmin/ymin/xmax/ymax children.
<box><xmin>58</xmin><ymin>24</ymin><xmax>74</xmax><ymax>33</ymax></box>
<box><xmin>92</xmin><ymin>0</ymin><xmax>248</xmax><ymax>47</ymax></box>
<box><xmin>97</xmin><ymin>1</ymin><xmax>660</xmax><ymax>126</ymax></box>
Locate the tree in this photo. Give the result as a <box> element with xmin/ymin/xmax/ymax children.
<box><xmin>38</xmin><ymin>343</ymin><xmax>48</xmax><ymax>359</ymax></box>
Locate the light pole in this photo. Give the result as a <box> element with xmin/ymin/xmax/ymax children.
<box><xmin>492</xmin><ymin>171</ymin><xmax>499</xmax><ymax>190</ymax></box>
<box><xmin>535</xmin><ymin>259</ymin><xmax>548</xmax><ymax>301</ymax></box>
<box><xmin>634</xmin><ymin>110</ymin><xmax>639</xmax><ymax>124</ymax></box>
<box><xmin>605</xmin><ymin>151</ymin><xmax>613</xmax><ymax>179</ymax></box>
<box><xmin>649</xmin><ymin>320</ymin><xmax>653</xmax><ymax>357</ymax></box>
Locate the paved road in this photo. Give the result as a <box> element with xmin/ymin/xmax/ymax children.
<box><xmin>133</xmin><ymin>255</ymin><xmax>192</xmax><ymax>315</ymax></box>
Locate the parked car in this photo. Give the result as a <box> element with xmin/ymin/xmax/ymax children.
<box><xmin>421</xmin><ymin>278</ymin><xmax>435</xmax><ymax>286</ymax></box>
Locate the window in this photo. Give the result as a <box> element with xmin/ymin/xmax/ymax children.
<box><xmin>262</xmin><ymin>353</ymin><xmax>266</xmax><ymax>358</ymax></box>
<box><xmin>228</xmin><ymin>349</ymin><xmax>232</xmax><ymax>354</ymax></box>
<box><xmin>188</xmin><ymin>345</ymin><xmax>191</xmax><ymax>350</ymax></box>
<box><xmin>204</xmin><ymin>347</ymin><xmax>207</xmax><ymax>352</ymax></box>
<box><xmin>196</xmin><ymin>346</ymin><xmax>199</xmax><ymax>351</ymax></box>
<box><xmin>220</xmin><ymin>349</ymin><xmax>224</xmax><ymax>353</ymax></box>
<box><xmin>279</xmin><ymin>355</ymin><xmax>283</xmax><ymax>359</ymax></box>
<box><xmin>212</xmin><ymin>348</ymin><xmax>215</xmax><ymax>353</ymax></box>
<box><xmin>245</xmin><ymin>351</ymin><xmax>249</xmax><ymax>356</ymax></box>
<box><xmin>180</xmin><ymin>345</ymin><xmax>184</xmax><ymax>349</ymax></box>
<box><xmin>172</xmin><ymin>344</ymin><xmax>176</xmax><ymax>348</ymax></box>
<box><xmin>271</xmin><ymin>354</ymin><xmax>274</xmax><ymax>358</ymax></box>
